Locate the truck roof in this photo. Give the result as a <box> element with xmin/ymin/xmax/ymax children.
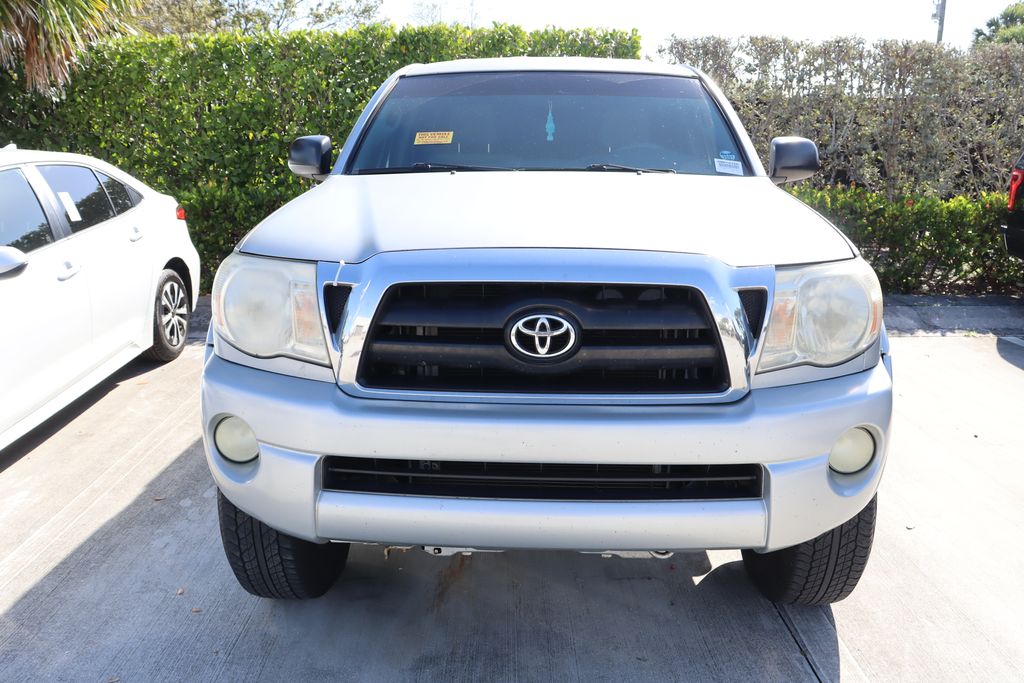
<box><xmin>398</xmin><ymin>57</ymin><xmax>700</xmax><ymax>79</ymax></box>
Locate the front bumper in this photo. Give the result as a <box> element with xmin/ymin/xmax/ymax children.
<box><xmin>201</xmin><ymin>347</ymin><xmax>893</xmax><ymax>553</ymax></box>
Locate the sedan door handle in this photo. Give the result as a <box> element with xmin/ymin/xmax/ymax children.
<box><xmin>57</xmin><ymin>261</ymin><xmax>81</xmax><ymax>281</ymax></box>
<box><xmin>129</xmin><ymin>226</ymin><xmax>144</xmax><ymax>242</ymax></box>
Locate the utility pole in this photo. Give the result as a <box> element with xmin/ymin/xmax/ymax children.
<box><xmin>932</xmin><ymin>0</ymin><xmax>947</xmax><ymax>44</ymax></box>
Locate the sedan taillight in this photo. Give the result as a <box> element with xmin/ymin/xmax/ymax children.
<box><xmin>176</xmin><ymin>205</ymin><xmax>186</xmax><ymax>220</ymax></box>
<box><xmin>1010</xmin><ymin>169</ymin><xmax>1024</xmax><ymax>211</ymax></box>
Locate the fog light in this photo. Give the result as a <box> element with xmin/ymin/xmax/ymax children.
<box><xmin>214</xmin><ymin>416</ymin><xmax>259</xmax><ymax>463</ymax></box>
<box><xmin>829</xmin><ymin>427</ymin><xmax>876</xmax><ymax>474</ymax></box>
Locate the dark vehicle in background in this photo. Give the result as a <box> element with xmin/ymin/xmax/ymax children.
<box><xmin>1004</xmin><ymin>152</ymin><xmax>1024</xmax><ymax>259</ymax></box>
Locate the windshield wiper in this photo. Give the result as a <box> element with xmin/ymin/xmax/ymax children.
<box><xmin>355</xmin><ymin>163</ymin><xmax>510</xmax><ymax>174</ymax></box>
<box><xmin>411</xmin><ymin>162</ymin><xmax>512</xmax><ymax>172</ymax></box>
<box><xmin>586</xmin><ymin>163</ymin><xmax>676</xmax><ymax>174</ymax></box>
<box><xmin>356</xmin><ymin>163</ymin><xmax>674</xmax><ymax>174</ymax></box>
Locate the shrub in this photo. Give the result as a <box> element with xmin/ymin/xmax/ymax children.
<box><xmin>792</xmin><ymin>185</ymin><xmax>1023</xmax><ymax>293</ymax></box>
<box><xmin>0</xmin><ymin>25</ymin><xmax>641</xmax><ymax>290</ymax></box>
<box><xmin>661</xmin><ymin>36</ymin><xmax>1024</xmax><ymax>200</ymax></box>
<box><xmin>3</xmin><ymin>28</ymin><xmax>1020</xmax><ymax>295</ymax></box>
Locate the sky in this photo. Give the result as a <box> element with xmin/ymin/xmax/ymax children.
<box><xmin>377</xmin><ymin>0</ymin><xmax>1012</xmax><ymax>57</ymax></box>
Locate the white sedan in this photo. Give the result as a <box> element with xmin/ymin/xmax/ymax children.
<box><xmin>0</xmin><ymin>146</ymin><xmax>200</xmax><ymax>451</ymax></box>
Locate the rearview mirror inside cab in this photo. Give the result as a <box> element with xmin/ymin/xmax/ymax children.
<box><xmin>769</xmin><ymin>137</ymin><xmax>820</xmax><ymax>185</ymax></box>
<box><xmin>288</xmin><ymin>135</ymin><xmax>333</xmax><ymax>180</ymax></box>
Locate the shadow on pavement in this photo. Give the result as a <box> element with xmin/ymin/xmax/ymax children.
<box><xmin>0</xmin><ymin>342</ymin><xmax>205</xmax><ymax>475</ymax></box>
<box><xmin>0</xmin><ymin>437</ymin><xmax>837</xmax><ymax>681</ymax></box>
<box><xmin>1</xmin><ymin>361</ymin><xmax>157</xmax><ymax>475</ymax></box>
<box><xmin>996</xmin><ymin>337</ymin><xmax>1024</xmax><ymax>371</ymax></box>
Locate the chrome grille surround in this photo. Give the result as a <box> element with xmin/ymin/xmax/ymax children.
<box><xmin>316</xmin><ymin>249</ymin><xmax>774</xmax><ymax>405</ymax></box>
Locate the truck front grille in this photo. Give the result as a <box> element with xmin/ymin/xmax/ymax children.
<box><xmin>324</xmin><ymin>284</ymin><xmax>351</xmax><ymax>333</ymax></box>
<box><xmin>739</xmin><ymin>288</ymin><xmax>768</xmax><ymax>341</ymax></box>
<box><xmin>322</xmin><ymin>457</ymin><xmax>763</xmax><ymax>501</ymax></box>
<box><xmin>357</xmin><ymin>283</ymin><xmax>727</xmax><ymax>394</ymax></box>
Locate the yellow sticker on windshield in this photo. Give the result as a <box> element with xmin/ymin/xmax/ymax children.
<box><xmin>414</xmin><ymin>131</ymin><xmax>454</xmax><ymax>145</ymax></box>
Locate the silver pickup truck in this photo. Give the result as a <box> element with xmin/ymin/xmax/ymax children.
<box><xmin>201</xmin><ymin>57</ymin><xmax>892</xmax><ymax>605</ymax></box>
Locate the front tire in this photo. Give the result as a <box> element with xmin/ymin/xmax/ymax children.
<box><xmin>217</xmin><ymin>491</ymin><xmax>349</xmax><ymax>599</ymax></box>
<box><xmin>742</xmin><ymin>496</ymin><xmax>877</xmax><ymax>605</ymax></box>
<box><xmin>143</xmin><ymin>269</ymin><xmax>189</xmax><ymax>362</ymax></box>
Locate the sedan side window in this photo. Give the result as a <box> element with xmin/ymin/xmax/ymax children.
<box><xmin>0</xmin><ymin>168</ymin><xmax>54</xmax><ymax>253</ymax></box>
<box><xmin>126</xmin><ymin>185</ymin><xmax>143</xmax><ymax>205</ymax></box>
<box><xmin>96</xmin><ymin>171</ymin><xmax>134</xmax><ymax>215</ymax></box>
<box><xmin>37</xmin><ymin>164</ymin><xmax>114</xmax><ymax>232</ymax></box>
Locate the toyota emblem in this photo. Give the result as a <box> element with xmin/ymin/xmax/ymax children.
<box><xmin>507</xmin><ymin>313</ymin><xmax>578</xmax><ymax>360</ymax></box>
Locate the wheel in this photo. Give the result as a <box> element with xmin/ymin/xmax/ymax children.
<box><xmin>143</xmin><ymin>269</ymin><xmax>189</xmax><ymax>362</ymax></box>
<box><xmin>217</xmin><ymin>490</ymin><xmax>349</xmax><ymax>599</ymax></box>
<box><xmin>742</xmin><ymin>496</ymin><xmax>877</xmax><ymax>605</ymax></box>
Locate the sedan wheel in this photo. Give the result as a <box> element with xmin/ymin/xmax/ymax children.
<box><xmin>160</xmin><ymin>280</ymin><xmax>188</xmax><ymax>348</ymax></box>
<box><xmin>145</xmin><ymin>269</ymin><xmax>190</xmax><ymax>362</ymax></box>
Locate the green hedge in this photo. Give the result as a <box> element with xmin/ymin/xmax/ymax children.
<box><xmin>661</xmin><ymin>36</ymin><xmax>1024</xmax><ymax>200</ymax></box>
<box><xmin>792</xmin><ymin>185</ymin><xmax>1023</xmax><ymax>294</ymax></box>
<box><xmin>0</xmin><ymin>25</ymin><xmax>641</xmax><ymax>290</ymax></box>
<box><xmin>3</xmin><ymin>29</ymin><xmax>1020</xmax><ymax>295</ymax></box>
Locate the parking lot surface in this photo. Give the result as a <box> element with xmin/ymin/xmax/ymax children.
<box><xmin>1</xmin><ymin>327</ymin><xmax>1023</xmax><ymax>681</ymax></box>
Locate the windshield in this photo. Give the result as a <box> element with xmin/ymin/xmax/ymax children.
<box><xmin>346</xmin><ymin>71</ymin><xmax>748</xmax><ymax>176</ymax></box>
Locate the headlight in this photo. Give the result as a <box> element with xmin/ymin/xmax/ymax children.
<box><xmin>211</xmin><ymin>252</ymin><xmax>328</xmax><ymax>365</ymax></box>
<box><xmin>757</xmin><ymin>258</ymin><xmax>882</xmax><ymax>373</ymax></box>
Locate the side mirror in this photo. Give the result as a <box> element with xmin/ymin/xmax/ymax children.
<box><xmin>0</xmin><ymin>245</ymin><xmax>28</xmax><ymax>276</ymax></box>
<box><xmin>288</xmin><ymin>135</ymin><xmax>333</xmax><ymax>180</ymax></box>
<box><xmin>769</xmin><ymin>136</ymin><xmax>820</xmax><ymax>184</ymax></box>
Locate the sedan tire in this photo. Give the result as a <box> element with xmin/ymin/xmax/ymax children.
<box><xmin>144</xmin><ymin>269</ymin><xmax>189</xmax><ymax>362</ymax></box>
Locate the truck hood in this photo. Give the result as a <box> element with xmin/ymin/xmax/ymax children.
<box><xmin>238</xmin><ymin>172</ymin><xmax>855</xmax><ymax>267</ymax></box>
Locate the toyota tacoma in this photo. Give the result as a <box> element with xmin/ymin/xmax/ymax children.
<box><xmin>202</xmin><ymin>58</ymin><xmax>892</xmax><ymax>605</ymax></box>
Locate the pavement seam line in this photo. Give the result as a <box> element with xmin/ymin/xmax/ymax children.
<box><xmin>1002</xmin><ymin>336</ymin><xmax>1024</xmax><ymax>348</ymax></box>
<box><xmin>0</xmin><ymin>387</ymin><xmax>200</xmax><ymax>595</ymax></box>
<box><xmin>774</xmin><ymin>603</ymin><xmax>826</xmax><ymax>683</ymax></box>
<box><xmin>834</xmin><ymin>631</ymin><xmax>871</xmax><ymax>682</ymax></box>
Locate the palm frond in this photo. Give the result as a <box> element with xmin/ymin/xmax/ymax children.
<box><xmin>1</xmin><ymin>0</ymin><xmax>138</xmax><ymax>92</ymax></box>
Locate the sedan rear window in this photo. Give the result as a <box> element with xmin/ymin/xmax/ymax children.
<box><xmin>97</xmin><ymin>171</ymin><xmax>135</xmax><ymax>214</ymax></box>
<box><xmin>348</xmin><ymin>71</ymin><xmax>746</xmax><ymax>176</ymax></box>
<box><xmin>37</xmin><ymin>164</ymin><xmax>114</xmax><ymax>232</ymax></box>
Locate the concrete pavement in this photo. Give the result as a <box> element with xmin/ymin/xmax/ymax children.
<box><xmin>1</xmin><ymin>315</ymin><xmax>1023</xmax><ymax>680</ymax></box>
<box><xmin>885</xmin><ymin>295</ymin><xmax>1024</xmax><ymax>336</ymax></box>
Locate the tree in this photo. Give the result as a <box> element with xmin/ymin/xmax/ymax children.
<box><xmin>411</xmin><ymin>2</ymin><xmax>443</xmax><ymax>25</ymax></box>
<box><xmin>974</xmin><ymin>2</ymin><xmax>1024</xmax><ymax>44</ymax></box>
<box><xmin>0</xmin><ymin>0</ymin><xmax>138</xmax><ymax>92</ymax></box>
<box><xmin>411</xmin><ymin>1</ymin><xmax>480</xmax><ymax>27</ymax></box>
<box><xmin>135</xmin><ymin>0</ymin><xmax>381</xmax><ymax>35</ymax></box>
<box><xmin>133</xmin><ymin>0</ymin><xmax>229</xmax><ymax>35</ymax></box>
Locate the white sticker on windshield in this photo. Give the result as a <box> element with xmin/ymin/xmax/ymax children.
<box><xmin>57</xmin><ymin>191</ymin><xmax>82</xmax><ymax>222</ymax></box>
<box><xmin>714</xmin><ymin>158</ymin><xmax>743</xmax><ymax>176</ymax></box>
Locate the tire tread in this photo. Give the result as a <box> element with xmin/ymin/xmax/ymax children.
<box><xmin>742</xmin><ymin>496</ymin><xmax>876</xmax><ymax>605</ymax></box>
<box><xmin>217</xmin><ymin>491</ymin><xmax>348</xmax><ymax>599</ymax></box>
